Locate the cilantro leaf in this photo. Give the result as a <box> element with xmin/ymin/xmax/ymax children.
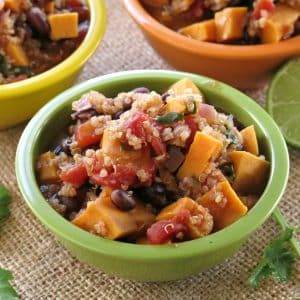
<box><xmin>248</xmin><ymin>228</ymin><xmax>296</xmax><ymax>288</ymax></box>
<box><xmin>0</xmin><ymin>268</ymin><xmax>18</xmax><ymax>300</ymax></box>
<box><xmin>0</xmin><ymin>186</ymin><xmax>12</xmax><ymax>219</ymax></box>
<box><xmin>156</xmin><ymin>112</ymin><xmax>184</xmax><ymax>124</ymax></box>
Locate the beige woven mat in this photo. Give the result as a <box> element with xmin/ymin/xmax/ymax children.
<box><xmin>0</xmin><ymin>1</ymin><xmax>299</xmax><ymax>299</ymax></box>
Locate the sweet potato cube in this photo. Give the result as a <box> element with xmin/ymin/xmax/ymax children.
<box><xmin>48</xmin><ymin>12</ymin><xmax>79</xmax><ymax>41</ymax></box>
<box><xmin>101</xmin><ymin>128</ymin><xmax>152</xmax><ymax>168</ymax></box>
<box><xmin>198</xmin><ymin>180</ymin><xmax>248</xmax><ymax>230</ymax></box>
<box><xmin>179</xmin><ymin>20</ymin><xmax>217</xmax><ymax>42</ymax></box>
<box><xmin>215</xmin><ymin>7</ymin><xmax>248</xmax><ymax>42</ymax></box>
<box><xmin>167</xmin><ymin>78</ymin><xmax>202</xmax><ymax>95</ymax></box>
<box><xmin>6</xmin><ymin>42</ymin><xmax>29</xmax><ymax>66</ymax></box>
<box><xmin>73</xmin><ymin>188</ymin><xmax>155</xmax><ymax>240</ymax></box>
<box><xmin>260</xmin><ymin>4</ymin><xmax>300</xmax><ymax>44</ymax></box>
<box><xmin>156</xmin><ymin>197</ymin><xmax>198</xmax><ymax>220</ymax></box>
<box><xmin>228</xmin><ymin>151</ymin><xmax>270</xmax><ymax>195</ymax></box>
<box><xmin>36</xmin><ymin>151</ymin><xmax>59</xmax><ymax>183</ymax></box>
<box><xmin>240</xmin><ymin>125</ymin><xmax>259</xmax><ymax>156</ymax></box>
<box><xmin>162</xmin><ymin>98</ymin><xmax>187</xmax><ymax>114</ymax></box>
<box><xmin>177</xmin><ymin>132</ymin><xmax>223</xmax><ymax>180</ymax></box>
<box><xmin>5</xmin><ymin>0</ymin><xmax>22</xmax><ymax>12</ymax></box>
<box><xmin>45</xmin><ymin>1</ymin><xmax>55</xmax><ymax>14</ymax></box>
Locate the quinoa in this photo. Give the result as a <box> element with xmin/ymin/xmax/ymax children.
<box><xmin>36</xmin><ymin>80</ymin><xmax>270</xmax><ymax>245</ymax></box>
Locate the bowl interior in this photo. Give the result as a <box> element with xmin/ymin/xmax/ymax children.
<box><xmin>16</xmin><ymin>70</ymin><xmax>289</xmax><ymax>261</ymax></box>
<box><xmin>0</xmin><ymin>0</ymin><xmax>106</xmax><ymax>95</ymax></box>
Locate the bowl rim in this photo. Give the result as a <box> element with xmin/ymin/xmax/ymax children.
<box><xmin>16</xmin><ymin>70</ymin><xmax>289</xmax><ymax>261</ymax></box>
<box><xmin>0</xmin><ymin>0</ymin><xmax>106</xmax><ymax>98</ymax></box>
<box><xmin>123</xmin><ymin>0</ymin><xmax>300</xmax><ymax>59</ymax></box>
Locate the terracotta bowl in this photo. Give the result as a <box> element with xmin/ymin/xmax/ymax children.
<box><xmin>123</xmin><ymin>0</ymin><xmax>300</xmax><ymax>90</ymax></box>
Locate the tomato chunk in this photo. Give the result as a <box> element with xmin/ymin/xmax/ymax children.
<box><xmin>184</xmin><ymin>115</ymin><xmax>198</xmax><ymax>148</ymax></box>
<box><xmin>147</xmin><ymin>210</ymin><xmax>191</xmax><ymax>244</ymax></box>
<box><xmin>252</xmin><ymin>0</ymin><xmax>275</xmax><ymax>20</ymax></box>
<box><xmin>60</xmin><ymin>164</ymin><xmax>88</xmax><ymax>186</ymax></box>
<box><xmin>150</xmin><ymin>136</ymin><xmax>166</xmax><ymax>156</ymax></box>
<box><xmin>124</xmin><ymin>111</ymin><xmax>149</xmax><ymax>144</ymax></box>
<box><xmin>75</xmin><ymin>120</ymin><xmax>103</xmax><ymax>149</ymax></box>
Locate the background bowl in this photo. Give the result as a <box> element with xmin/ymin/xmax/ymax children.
<box><xmin>0</xmin><ymin>0</ymin><xmax>106</xmax><ymax>130</ymax></box>
<box><xmin>123</xmin><ymin>0</ymin><xmax>300</xmax><ymax>90</ymax></box>
<box><xmin>16</xmin><ymin>70</ymin><xmax>289</xmax><ymax>282</ymax></box>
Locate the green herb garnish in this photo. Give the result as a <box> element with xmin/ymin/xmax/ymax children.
<box><xmin>248</xmin><ymin>227</ymin><xmax>298</xmax><ymax>288</ymax></box>
<box><xmin>0</xmin><ymin>185</ymin><xmax>18</xmax><ymax>299</ymax></box>
<box><xmin>0</xmin><ymin>186</ymin><xmax>12</xmax><ymax>219</ymax></box>
<box><xmin>156</xmin><ymin>112</ymin><xmax>184</xmax><ymax>124</ymax></box>
<box><xmin>0</xmin><ymin>55</ymin><xmax>9</xmax><ymax>78</ymax></box>
<box><xmin>0</xmin><ymin>269</ymin><xmax>18</xmax><ymax>300</ymax></box>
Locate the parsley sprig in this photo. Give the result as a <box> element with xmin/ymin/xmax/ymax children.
<box><xmin>0</xmin><ymin>185</ymin><xmax>19</xmax><ymax>300</ymax></box>
<box><xmin>248</xmin><ymin>208</ymin><xmax>300</xmax><ymax>288</ymax></box>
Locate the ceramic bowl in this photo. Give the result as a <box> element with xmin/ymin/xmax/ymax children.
<box><xmin>123</xmin><ymin>0</ymin><xmax>300</xmax><ymax>90</ymax></box>
<box><xmin>16</xmin><ymin>70</ymin><xmax>289</xmax><ymax>281</ymax></box>
<box><xmin>0</xmin><ymin>0</ymin><xmax>106</xmax><ymax>129</ymax></box>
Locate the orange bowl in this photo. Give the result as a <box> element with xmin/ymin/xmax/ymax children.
<box><xmin>123</xmin><ymin>0</ymin><xmax>300</xmax><ymax>89</ymax></box>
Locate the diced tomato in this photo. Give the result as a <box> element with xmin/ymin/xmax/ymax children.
<box><xmin>65</xmin><ymin>0</ymin><xmax>84</xmax><ymax>7</ymax></box>
<box><xmin>60</xmin><ymin>164</ymin><xmax>88</xmax><ymax>186</ymax></box>
<box><xmin>147</xmin><ymin>210</ymin><xmax>191</xmax><ymax>244</ymax></box>
<box><xmin>75</xmin><ymin>120</ymin><xmax>103</xmax><ymax>149</ymax></box>
<box><xmin>124</xmin><ymin>111</ymin><xmax>149</xmax><ymax>144</ymax></box>
<box><xmin>150</xmin><ymin>136</ymin><xmax>166</xmax><ymax>156</ymax></box>
<box><xmin>184</xmin><ymin>115</ymin><xmax>198</xmax><ymax>148</ymax></box>
<box><xmin>252</xmin><ymin>0</ymin><xmax>275</xmax><ymax>20</ymax></box>
<box><xmin>183</xmin><ymin>0</ymin><xmax>205</xmax><ymax>19</ymax></box>
<box><xmin>91</xmin><ymin>165</ymin><xmax>138</xmax><ymax>189</ymax></box>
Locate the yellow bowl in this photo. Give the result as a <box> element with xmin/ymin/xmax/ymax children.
<box><xmin>0</xmin><ymin>0</ymin><xmax>106</xmax><ymax>129</ymax></box>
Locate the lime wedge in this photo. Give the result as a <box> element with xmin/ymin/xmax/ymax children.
<box><xmin>267</xmin><ymin>58</ymin><xmax>300</xmax><ymax>149</ymax></box>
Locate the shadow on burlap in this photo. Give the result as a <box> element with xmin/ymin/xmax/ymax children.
<box><xmin>0</xmin><ymin>1</ymin><xmax>299</xmax><ymax>299</ymax></box>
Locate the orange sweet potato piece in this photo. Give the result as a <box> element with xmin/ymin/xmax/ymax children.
<box><xmin>162</xmin><ymin>98</ymin><xmax>187</xmax><ymax>114</ymax></box>
<box><xmin>167</xmin><ymin>78</ymin><xmax>202</xmax><ymax>95</ymax></box>
<box><xmin>156</xmin><ymin>197</ymin><xmax>214</xmax><ymax>238</ymax></box>
<box><xmin>6</xmin><ymin>42</ymin><xmax>29</xmax><ymax>66</ymax></box>
<box><xmin>5</xmin><ymin>0</ymin><xmax>22</xmax><ymax>12</ymax></box>
<box><xmin>198</xmin><ymin>180</ymin><xmax>248</xmax><ymax>230</ymax></box>
<box><xmin>48</xmin><ymin>12</ymin><xmax>79</xmax><ymax>40</ymax></box>
<box><xmin>73</xmin><ymin>188</ymin><xmax>155</xmax><ymax>240</ymax></box>
<box><xmin>215</xmin><ymin>7</ymin><xmax>248</xmax><ymax>42</ymax></box>
<box><xmin>45</xmin><ymin>1</ymin><xmax>55</xmax><ymax>14</ymax></box>
<box><xmin>228</xmin><ymin>151</ymin><xmax>270</xmax><ymax>195</ymax></box>
<box><xmin>156</xmin><ymin>197</ymin><xmax>198</xmax><ymax>220</ymax></box>
<box><xmin>179</xmin><ymin>20</ymin><xmax>217</xmax><ymax>42</ymax></box>
<box><xmin>260</xmin><ymin>4</ymin><xmax>300</xmax><ymax>44</ymax></box>
<box><xmin>240</xmin><ymin>125</ymin><xmax>259</xmax><ymax>156</ymax></box>
<box><xmin>101</xmin><ymin>128</ymin><xmax>152</xmax><ymax>168</ymax></box>
<box><xmin>36</xmin><ymin>151</ymin><xmax>59</xmax><ymax>184</ymax></box>
<box><xmin>177</xmin><ymin>132</ymin><xmax>223</xmax><ymax>180</ymax></box>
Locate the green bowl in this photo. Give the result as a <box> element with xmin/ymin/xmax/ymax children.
<box><xmin>16</xmin><ymin>70</ymin><xmax>289</xmax><ymax>281</ymax></box>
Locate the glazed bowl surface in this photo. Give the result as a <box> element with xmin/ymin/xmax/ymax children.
<box><xmin>16</xmin><ymin>70</ymin><xmax>289</xmax><ymax>281</ymax></box>
<box><xmin>123</xmin><ymin>0</ymin><xmax>300</xmax><ymax>90</ymax></box>
<box><xmin>0</xmin><ymin>0</ymin><xmax>106</xmax><ymax>129</ymax></box>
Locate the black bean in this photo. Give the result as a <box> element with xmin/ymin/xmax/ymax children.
<box><xmin>71</xmin><ymin>108</ymin><xmax>98</xmax><ymax>121</ymax></box>
<box><xmin>60</xmin><ymin>196</ymin><xmax>81</xmax><ymax>214</ymax></box>
<box><xmin>131</xmin><ymin>87</ymin><xmax>150</xmax><ymax>94</ymax></box>
<box><xmin>112</xmin><ymin>110</ymin><xmax>125</xmax><ymax>120</ymax></box>
<box><xmin>135</xmin><ymin>183</ymin><xmax>170</xmax><ymax>208</ymax></box>
<box><xmin>111</xmin><ymin>189</ymin><xmax>136</xmax><ymax>211</ymax></box>
<box><xmin>53</xmin><ymin>137</ymin><xmax>72</xmax><ymax>155</ymax></box>
<box><xmin>161</xmin><ymin>92</ymin><xmax>170</xmax><ymax>102</ymax></box>
<box><xmin>27</xmin><ymin>7</ymin><xmax>50</xmax><ymax>36</ymax></box>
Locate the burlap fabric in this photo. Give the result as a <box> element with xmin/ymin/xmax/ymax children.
<box><xmin>0</xmin><ymin>1</ymin><xmax>299</xmax><ymax>299</ymax></box>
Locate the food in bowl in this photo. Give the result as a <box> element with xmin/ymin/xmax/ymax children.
<box><xmin>0</xmin><ymin>0</ymin><xmax>89</xmax><ymax>84</ymax></box>
<box><xmin>141</xmin><ymin>0</ymin><xmax>300</xmax><ymax>44</ymax></box>
<box><xmin>36</xmin><ymin>78</ymin><xmax>270</xmax><ymax>245</ymax></box>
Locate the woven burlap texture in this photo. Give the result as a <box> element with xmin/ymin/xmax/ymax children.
<box><xmin>0</xmin><ymin>1</ymin><xmax>299</xmax><ymax>299</ymax></box>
